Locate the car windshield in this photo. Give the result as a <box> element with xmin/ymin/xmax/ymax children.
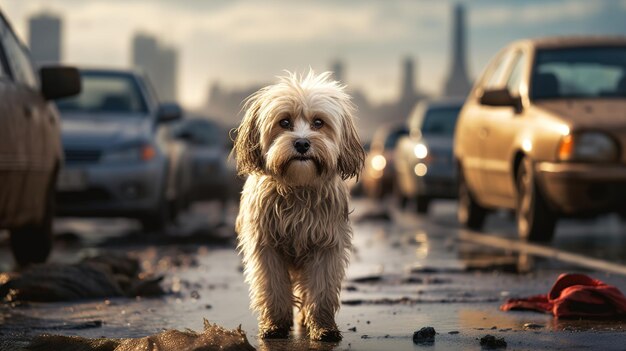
<box><xmin>383</xmin><ymin>128</ymin><xmax>408</xmax><ymax>149</ymax></box>
<box><xmin>421</xmin><ymin>107</ymin><xmax>461</xmax><ymax>136</ymax></box>
<box><xmin>56</xmin><ymin>72</ymin><xmax>148</xmax><ymax>114</ymax></box>
<box><xmin>531</xmin><ymin>47</ymin><xmax>626</xmax><ymax>100</ymax></box>
<box><xmin>174</xmin><ymin>120</ymin><xmax>222</xmax><ymax>146</ymax></box>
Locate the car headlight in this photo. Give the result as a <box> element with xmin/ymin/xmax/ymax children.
<box><xmin>371</xmin><ymin>154</ymin><xmax>386</xmax><ymax>171</ymax></box>
<box><xmin>557</xmin><ymin>132</ymin><xmax>619</xmax><ymax>162</ymax></box>
<box><xmin>102</xmin><ymin>144</ymin><xmax>157</xmax><ymax>163</ymax></box>
<box><xmin>414</xmin><ymin>143</ymin><xmax>428</xmax><ymax>159</ymax></box>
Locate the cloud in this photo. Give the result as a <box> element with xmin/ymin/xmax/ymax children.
<box><xmin>472</xmin><ymin>1</ymin><xmax>602</xmax><ymax>27</ymax></box>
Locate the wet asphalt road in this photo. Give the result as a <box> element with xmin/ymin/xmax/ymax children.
<box><xmin>1</xmin><ymin>198</ymin><xmax>626</xmax><ymax>350</ymax></box>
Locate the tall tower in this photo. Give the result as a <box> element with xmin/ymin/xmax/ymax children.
<box><xmin>444</xmin><ymin>4</ymin><xmax>471</xmax><ymax>97</ymax></box>
<box><xmin>28</xmin><ymin>12</ymin><xmax>62</xmax><ymax>65</ymax></box>
<box><xmin>330</xmin><ymin>60</ymin><xmax>344</xmax><ymax>83</ymax></box>
<box><xmin>131</xmin><ymin>33</ymin><xmax>178</xmax><ymax>101</ymax></box>
<box><xmin>400</xmin><ymin>56</ymin><xmax>416</xmax><ymax>102</ymax></box>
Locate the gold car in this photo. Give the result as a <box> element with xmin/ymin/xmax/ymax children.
<box><xmin>454</xmin><ymin>36</ymin><xmax>626</xmax><ymax>242</ymax></box>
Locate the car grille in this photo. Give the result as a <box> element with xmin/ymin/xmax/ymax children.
<box><xmin>64</xmin><ymin>149</ymin><xmax>102</xmax><ymax>164</ymax></box>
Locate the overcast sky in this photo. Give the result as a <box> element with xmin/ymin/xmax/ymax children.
<box><xmin>1</xmin><ymin>0</ymin><xmax>626</xmax><ymax>108</ymax></box>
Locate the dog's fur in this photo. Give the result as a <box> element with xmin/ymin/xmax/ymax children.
<box><xmin>233</xmin><ymin>71</ymin><xmax>365</xmax><ymax>342</ymax></box>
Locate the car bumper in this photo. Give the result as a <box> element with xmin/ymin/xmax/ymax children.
<box><xmin>56</xmin><ymin>160</ymin><xmax>165</xmax><ymax>218</ymax></box>
<box><xmin>536</xmin><ymin>162</ymin><xmax>626</xmax><ymax>215</ymax></box>
<box><xmin>416</xmin><ymin>175</ymin><xmax>457</xmax><ymax>199</ymax></box>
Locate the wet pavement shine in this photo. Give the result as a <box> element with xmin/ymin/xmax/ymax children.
<box><xmin>1</xmin><ymin>199</ymin><xmax>626</xmax><ymax>350</ymax></box>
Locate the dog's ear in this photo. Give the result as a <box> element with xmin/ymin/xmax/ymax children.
<box><xmin>233</xmin><ymin>95</ymin><xmax>264</xmax><ymax>176</ymax></box>
<box><xmin>337</xmin><ymin>104</ymin><xmax>365</xmax><ymax>180</ymax></box>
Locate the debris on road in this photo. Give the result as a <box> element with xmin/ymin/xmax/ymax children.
<box><xmin>412</xmin><ymin>326</ymin><xmax>436</xmax><ymax>344</ymax></box>
<box><xmin>479</xmin><ymin>335</ymin><xmax>507</xmax><ymax>349</ymax></box>
<box><xmin>0</xmin><ymin>253</ymin><xmax>164</xmax><ymax>302</ymax></box>
<box><xmin>501</xmin><ymin>273</ymin><xmax>626</xmax><ymax>318</ymax></box>
<box><xmin>21</xmin><ymin>319</ymin><xmax>254</xmax><ymax>351</ymax></box>
<box><xmin>523</xmin><ymin>323</ymin><xmax>544</xmax><ymax>330</ymax></box>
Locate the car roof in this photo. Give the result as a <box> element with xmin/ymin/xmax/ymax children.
<box><xmin>422</xmin><ymin>97</ymin><xmax>466</xmax><ymax>109</ymax></box>
<box><xmin>513</xmin><ymin>36</ymin><xmax>626</xmax><ymax>50</ymax></box>
<box><xmin>78</xmin><ymin>67</ymin><xmax>144</xmax><ymax>78</ymax></box>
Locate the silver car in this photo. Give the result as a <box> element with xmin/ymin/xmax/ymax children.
<box><xmin>55</xmin><ymin>69</ymin><xmax>190</xmax><ymax>232</ymax></box>
<box><xmin>394</xmin><ymin>99</ymin><xmax>464</xmax><ymax>213</ymax></box>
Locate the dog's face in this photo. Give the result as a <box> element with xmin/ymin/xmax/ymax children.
<box><xmin>234</xmin><ymin>71</ymin><xmax>365</xmax><ymax>186</ymax></box>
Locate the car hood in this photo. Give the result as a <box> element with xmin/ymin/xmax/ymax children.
<box><xmin>61</xmin><ymin>113</ymin><xmax>153</xmax><ymax>148</ymax></box>
<box><xmin>534</xmin><ymin>99</ymin><xmax>626</xmax><ymax>129</ymax></box>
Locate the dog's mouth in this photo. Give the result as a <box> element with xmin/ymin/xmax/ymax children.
<box><xmin>283</xmin><ymin>156</ymin><xmax>325</xmax><ymax>176</ymax></box>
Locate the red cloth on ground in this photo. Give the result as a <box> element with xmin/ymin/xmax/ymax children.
<box><xmin>500</xmin><ymin>273</ymin><xmax>626</xmax><ymax>318</ymax></box>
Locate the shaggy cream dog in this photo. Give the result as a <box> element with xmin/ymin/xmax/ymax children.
<box><xmin>233</xmin><ymin>71</ymin><xmax>365</xmax><ymax>342</ymax></box>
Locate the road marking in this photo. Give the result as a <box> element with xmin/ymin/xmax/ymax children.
<box><xmin>458</xmin><ymin>230</ymin><xmax>626</xmax><ymax>276</ymax></box>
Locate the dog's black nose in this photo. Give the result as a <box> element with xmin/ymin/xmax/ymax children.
<box><xmin>294</xmin><ymin>138</ymin><xmax>310</xmax><ymax>154</ymax></box>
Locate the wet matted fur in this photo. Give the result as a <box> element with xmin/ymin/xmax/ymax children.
<box><xmin>233</xmin><ymin>71</ymin><xmax>365</xmax><ymax>342</ymax></box>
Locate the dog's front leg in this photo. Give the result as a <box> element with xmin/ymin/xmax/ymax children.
<box><xmin>243</xmin><ymin>244</ymin><xmax>293</xmax><ymax>339</ymax></box>
<box><xmin>301</xmin><ymin>247</ymin><xmax>346</xmax><ymax>342</ymax></box>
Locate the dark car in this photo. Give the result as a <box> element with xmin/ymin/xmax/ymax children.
<box><xmin>395</xmin><ymin>99</ymin><xmax>464</xmax><ymax>213</ymax></box>
<box><xmin>362</xmin><ymin>125</ymin><xmax>409</xmax><ymax>199</ymax></box>
<box><xmin>0</xmin><ymin>11</ymin><xmax>80</xmax><ymax>264</ymax></box>
<box><xmin>170</xmin><ymin>118</ymin><xmax>239</xmax><ymax>205</ymax></box>
<box><xmin>55</xmin><ymin>68</ymin><xmax>190</xmax><ymax>232</ymax></box>
<box><xmin>454</xmin><ymin>36</ymin><xmax>626</xmax><ymax>242</ymax></box>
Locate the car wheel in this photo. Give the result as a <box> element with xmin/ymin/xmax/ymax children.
<box><xmin>393</xmin><ymin>175</ymin><xmax>408</xmax><ymax>210</ymax></box>
<box><xmin>9</xmin><ymin>172</ymin><xmax>55</xmax><ymax>266</ymax></box>
<box><xmin>141</xmin><ymin>199</ymin><xmax>170</xmax><ymax>233</ymax></box>
<box><xmin>416</xmin><ymin>195</ymin><xmax>430</xmax><ymax>214</ymax></box>
<box><xmin>516</xmin><ymin>158</ymin><xmax>557</xmax><ymax>242</ymax></box>
<box><xmin>457</xmin><ymin>168</ymin><xmax>487</xmax><ymax>230</ymax></box>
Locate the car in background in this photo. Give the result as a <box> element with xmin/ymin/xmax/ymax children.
<box><xmin>395</xmin><ymin>99</ymin><xmax>464</xmax><ymax>213</ymax></box>
<box><xmin>362</xmin><ymin>125</ymin><xmax>408</xmax><ymax>199</ymax></box>
<box><xmin>170</xmin><ymin>118</ymin><xmax>239</xmax><ymax>206</ymax></box>
<box><xmin>55</xmin><ymin>68</ymin><xmax>190</xmax><ymax>232</ymax></box>
<box><xmin>454</xmin><ymin>36</ymin><xmax>626</xmax><ymax>242</ymax></box>
<box><xmin>0</xmin><ymin>11</ymin><xmax>80</xmax><ymax>265</ymax></box>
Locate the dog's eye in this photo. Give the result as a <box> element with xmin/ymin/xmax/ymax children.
<box><xmin>279</xmin><ymin>119</ymin><xmax>291</xmax><ymax>129</ymax></box>
<box><xmin>312</xmin><ymin>118</ymin><xmax>324</xmax><ymax>129</ymax></box>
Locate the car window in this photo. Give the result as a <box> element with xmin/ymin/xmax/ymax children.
<box><xmin>0</xmin><ymin>16</ymin><xmax>38</xmax><ymax>89</ymax></box>
<box><xmin>506</xmin><ymin>51</ymin><xmax>526</xmax><ymax>96</ymax></box>
<box><xmin>531</xmin><ymin>47</ymin><xmax>626</xmax><ymax>100</ymax></box>
<box><xmin>174</xmin><ymin>120</ymin><xmax>222</xmax><ymax>146</ymax></box>
<box><xmin>481</xmin><ymin>49</ymin><xmax>513</xmax><ymax>90</ymax></box>
<box><xmin>56</xmin><ymin>72</ymin><xmax>148</xmax><ymax>114</ymax></box>
<box><xmin>421</xmin><ymin>106</ymin><xmax>462</xmax><ymax>137</ymax></box>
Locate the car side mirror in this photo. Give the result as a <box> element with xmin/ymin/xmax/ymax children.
<box><xmin>479</xmin><ymin>88</ymin><xmax>519</xmax><ymax>107</ymax></box>
<box><xmin>157</xmin><ymin>103</ymin><xmax>183</xmax><ymax>123</ymax></box>
<box><xmin>40</xmin><ymin>66</ymin><xmax>81</xmax><ymax>100</ymax></box>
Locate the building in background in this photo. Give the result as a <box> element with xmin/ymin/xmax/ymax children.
<box><xmin>131</xmin><ymin>33</ymin><xmax>178</xmax><ymax>102</ymax></box>
<box><xmin>330</xmin><ymin>60</ymin><xmax>344</xmax><ymax>83</ymax></box>
<box><xmin>443</xmin><ymin>4</ymin><xmax>471</xmax><ymax>97</ymax></box>
<box><xmin>28</xmin><ymin>12</ymin><xmax>62</xmax><ymax>65</ymax></box>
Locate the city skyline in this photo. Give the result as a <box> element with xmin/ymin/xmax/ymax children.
<box><xmin>3</xmin><ymin>0</ymin><xmax>626</xmax><ymax>108</ymax></box>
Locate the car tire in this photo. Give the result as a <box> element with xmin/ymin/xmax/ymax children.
<box><xmin>141</xmin><ymin>199</ymin><xmax>170</xmax><ymax>233</ymax></box>
<box><xmin>457</xmin><ymin>168</ymin><xmax>487</xmax><ymax>230</ymax></box>
<box><xmin>416</xmin><ymin>195</ymin><xmax>430</xmax><ymax>214</ymax></box>
<box><xmin>516</xmin><ymin>158</ymin><xmax>557</xmax><ymax>242</ymax></box>
<box><xmin>9</xmin><ymin>171</ymin><xmax>56</xmax><ymax>266</ymax></box>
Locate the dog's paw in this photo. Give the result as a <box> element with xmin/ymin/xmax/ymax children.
<box><xmin>260</xmin><ymin>326</ymin><xmax>290</xmax><ymax>339</ymax></box>
<box><xmin>310</xmin><ymin>328</ymin><xmax>342</xmax><ymax>342</ymax></box>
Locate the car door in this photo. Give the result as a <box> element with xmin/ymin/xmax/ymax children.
<box><xmin>457</xmin><ymin>48</ymin><xmax>513</xmax><ymax>203</ymax></box>
<box><xmin>0</xmin><ymin>17</ymin><xmax>28</xmax><ymax>225</ymax></box>
<box><xmin>480</xmin><ymin>49</ymin><xmax>528</xmax><ymax>207</ymax></box>
<box><xmin>0</xmin><ymin>15</ymin><xmax>53</xmax><ymax>220</ymax></box>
